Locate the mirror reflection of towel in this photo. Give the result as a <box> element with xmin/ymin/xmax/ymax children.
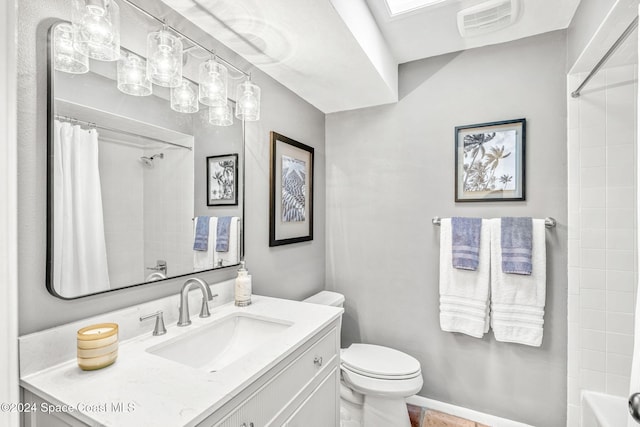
<box><xmin>193</xmin><ymin>216</ymin><xmax>210</xmax><ymax>251</ymax></box>
<box><xmin>194</xmin><ymin>217</ymin><xmax>217</xmax><ymax>270</ymax></box>
<box><xmin>216</xmin><ymin>216</ymin><xmax>232</xmax><ymax>252</ymax></box>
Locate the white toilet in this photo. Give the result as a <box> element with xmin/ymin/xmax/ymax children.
<box><xmin>304</xmin><ymin>291</ymin><xmax>423</xmax><ymax>427</ymax></box>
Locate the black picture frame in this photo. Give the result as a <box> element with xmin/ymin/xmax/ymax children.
<box><xmin>269</xmin><ymin>132</ymin><xmax>314</xmax><ymax>247</ymax></box>
<box><xmin>206</xmin><ymin>153</ymin><xmax>238</xmax><ymax>206</ymax></box>
<box><xmin>455</xmin><ymin>118</ymin><xmax>526</xmax><ymax>202</ymax></box>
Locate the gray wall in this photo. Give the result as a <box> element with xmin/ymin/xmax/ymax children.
<box><xmin>325</xmin><ymin>31</ymin><xmax>568</xmax><ymax>427</ymax></box>
<box><xmin>193</xmin><ymin>108</ymin><xmax>244</xmax><ymax>220</ymax></box>
<box><xmin>243</xmin><ymin>76</ymin><xmax>326</xmax><ymax>302</ymax></box>
<box><xmin>17</xmin><ymin>0</ymin><xmax>325</xmax><ymax>334</ymax></box>
<box><xmin>567</xmin><ymin>0</ymin><xmax>617</xmax><ymax>70</ymax></box>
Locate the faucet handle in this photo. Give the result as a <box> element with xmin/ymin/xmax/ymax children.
<box><xmin>140</xmin><ymin>311</ymin><xmax>167</xmax><ymax>336</ymax></box>
<box><xmin>200</xmin><ymin>294</ymin><xmax>219</xmax><ymax>318</ymax></box>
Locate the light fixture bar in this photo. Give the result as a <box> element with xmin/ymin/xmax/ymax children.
<box><xmin>119</xmin><ymin>0</ymin><xmax>250</xmax><ymax>78</ymax></box>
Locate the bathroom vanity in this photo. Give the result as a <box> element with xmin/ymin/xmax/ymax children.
<box><xmin>19</xmin><ymin>291</ymin><xmax>342</xmax><ymax>426</ymax></box>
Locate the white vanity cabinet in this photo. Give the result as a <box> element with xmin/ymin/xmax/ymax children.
<box><xmin>22</xmin><ymin>320</ymin><xmax>341</xmax><ymax>427</ymax></box>
<box><xmin>204</xmin><ymin>322</ymin><xmax>340</xmax><ymax>427</ymax></box>
<box><xmin>282</xmin><ymin>368</ymin><xmax>340</xmax><ymax>427</ymax></box>
<box><xmin>19</xmin><ymin>296</ymin><xmax>343</xmax><ymax>427</ymax></box>
<box><xmin>21</xmin><ymin>390</ymin><xmax>87</xmax><ymax>427</ymax></box>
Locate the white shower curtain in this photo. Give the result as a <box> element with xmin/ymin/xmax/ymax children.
<box><xmin>53</xmin><ymin>120</ymin><xmax>110</xmax><ymax>297</ymax></box>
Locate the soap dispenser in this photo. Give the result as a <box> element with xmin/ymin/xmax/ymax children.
<box><xmin>235</xmin><ymin>261</ymin><xmax>252</xmax><ymax>307</ymax></box>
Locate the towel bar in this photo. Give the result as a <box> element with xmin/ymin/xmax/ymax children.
<box><xmin>432</xmin><ymin>216</ymin><xmax>557</xmax><ymax>229</ymax></box>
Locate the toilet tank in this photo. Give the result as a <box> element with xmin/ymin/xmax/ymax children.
<box><xmin>303</xmin><ymin>291</ymin><xmax>345</xmax><ymax>307</ymax></box>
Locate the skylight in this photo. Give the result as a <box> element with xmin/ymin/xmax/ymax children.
<box><xmin>384</xmin><ymin>0</ymin><xmax>449</xmax><ymax>16</ymax></box>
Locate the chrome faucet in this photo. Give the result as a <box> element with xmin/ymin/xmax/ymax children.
<box><xmin>177</xmin><ymin>278</ymin><xmax>217</xmax><ymax>327</ymax></box>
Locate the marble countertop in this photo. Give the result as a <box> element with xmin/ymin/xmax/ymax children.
<box><xmin>20</xmin><ymin>295</ymin><xmax>342</xmax><ymax>427</ymax></box>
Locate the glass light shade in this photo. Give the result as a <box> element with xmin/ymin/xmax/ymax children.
<box><xmin>208</xmin><ymin>104</ymin><xmax>233</xmax><ymax>126</ymax></box>
<box><xmin>53</xmin><ymin>23</ymin><xmax>89</xmax><ymax>74</ymax></box>
<box><xmin>72</xmin><ymin>0</ymin><xmax>120</xmax><ymax>61</ymax></box>
<box><xmin>146</xmin><ymin>30</ymin><xmax>182</xmax><ymax>88</ymax></box>
<box><xmin>235</xmin><ymin>80</ymin><xmax>261</xmax><ymax>121</ymax></box>
<box><xmin>171</xmin><ymin>79</ymin><xmax>199</xmax><ymax>113</ymax></box>
<box><xmin>199</xmin><ymin>60</ymin><xmax>228</xmax><ymax>107</ymax></box>
<box><xmin>117</xmin><ymin>52</ymin><xmax>152</xmax><ymax>96</ymax></box>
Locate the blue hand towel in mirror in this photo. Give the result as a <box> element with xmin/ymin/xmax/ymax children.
<box><xmin>451</xmin><ymin>217</ymin><xmax>482</xmax><ymax>271</ymax></box>
<box><xmin>216</xmin><ymin>216</ymin><xmax>232</xmax><ymax>252</ymax></box>
<box><xmin>193</xmin><ymin>216</ymin><xmax>210</xmax><ymax>251</ymax></box>
<box><xmin>501</xmin><ymin>217</ymin><xmax>533</xmax><ymax>275</ymax></box>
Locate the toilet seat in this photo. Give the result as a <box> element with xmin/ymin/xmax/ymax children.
<box><xmin>340</xmin><ymin>344</ymin><xmax>423</xmax><ymax>398</ymax></box>
<box><xmin>342</xmin><ymin>364</ymin><xmax>420</xmax><ymax>380</ymax></box>
<box><xmin>341</xmin><ymin>344</ymin><xmax>421</xmax><ymax>379</ymax></box>
<box><xmin>341</xmin><ymin>366</ymin><xmax>423</xmax><ymax>397</ymax></box>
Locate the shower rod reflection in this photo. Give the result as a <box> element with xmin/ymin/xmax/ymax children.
<box><xmin>54</xmin><ymin>114</ymin><xmax>192</xmax><ymax>151</ymax></box>
<box><xmin>431</xmin><ymin>216</ymin><xmax>557</xmax><ymax>229</ymax></box>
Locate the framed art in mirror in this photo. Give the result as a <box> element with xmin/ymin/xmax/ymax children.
<box><xmin>269</xmin><ymin>132</ymin><xmax>314</xmax><ymax>247</ymax></box>
<box><xmin>207</xmin><ymin>154</ymin><xmax>238</xmax><ymax>206</ymax></box>
<box><xmin>454</xmin><ymin>118</ymin><xmax>526</xmax><ymax>202</ymax></box>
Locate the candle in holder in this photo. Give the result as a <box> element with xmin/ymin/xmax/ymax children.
<box><xmin>76</xmin><ymin>323</ymin><xmax>119</xmax><ymax>371</ymax></box>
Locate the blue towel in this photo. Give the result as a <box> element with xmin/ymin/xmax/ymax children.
<box><xmin>451</xmin><ymin>217</ymin><xmax>482</xmax><ymax>271</ymax></box>
<box><xmin>501</xmin><ymin>217</ymin><xmax>533</xmax><ymax>275</ymax></box>
<box><xmin>193</xmin><ymin>216</ymin><xmax>210</xmax><ymax>251</ymax></box>
<box><xmin>216</xmin><ymin>216</ymin><xmax>232</xmax><ymax>252</ymax></box>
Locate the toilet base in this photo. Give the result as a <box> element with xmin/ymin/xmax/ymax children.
<box><xmin>340</xmin><ymin>391</ymin><xmax>411</xmax><ymax>427</ymax></box>
<box><xmin>340</xmin><ymin>398</ymin><xmax>363</xmax><ymax>427</ymax></box>
<box><xmin>362</xmin><ymin>395</ymin><xmax>411</xmax><ymax>427</ymax></box>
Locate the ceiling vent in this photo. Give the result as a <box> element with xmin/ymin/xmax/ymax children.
<box><xmin>457</xmin><ymin>0</ymin><xmax>520</xmax><ymax>38</ymax></box>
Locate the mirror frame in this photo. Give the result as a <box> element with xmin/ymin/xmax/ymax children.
<box><xmin>45</xmin><ymin>20</ymin><xmax>245</xmax><ymax>300</ymax></box>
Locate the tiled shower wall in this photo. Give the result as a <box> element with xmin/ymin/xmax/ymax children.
<box><xmin>143</xmin><ymin>145</ymin><xmax>194</xmax><ymax>279</ymax></box>
<box><xmin>567</xmin><ymin>63</ymin><xmax>638</xmax><ymax>426</ymax></box>
<box><xmin>99</xmin><ymin>140</ymin><xmax>193</xmax><ymax>287</ymax></box>
<box><xmin>99</xmin><ymin>139</ymin><xmax>144</xmax><ymax>287</ymax></box>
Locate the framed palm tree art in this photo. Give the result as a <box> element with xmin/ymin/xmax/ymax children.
<box><xmin>454</xmin><ymin>118</ymin><xmax>526</xmax><ymax>202</ymax></box>
<box><xmin>269</xmin><ymin>132</ymin><xmax>314</xmax><ymax>246</ymax></box>
<box><xmin>207</xmin><ymin>153</ymin><xmax>238</xmax><ymax>206</ymax></box>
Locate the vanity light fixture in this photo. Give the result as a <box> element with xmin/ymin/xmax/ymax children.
<box><xmin>72</xmin><ymin>0</ymin><xmax>120</xmax><ymax>61</ymax></box>
<box><xmin>199</xmin><ymin>59</ymin><xmax>228</xmax><ymax>107</ymax></box>
<box><xmin>170</xmin><ymin>79</ymin><xmax>199</xmax><ymax>113</ymax></box>
<box><xmin>235</xmin><ymin>78</ymin><xmax>261</xmax><ymax>122</ymax></box>
<box><xmin>65</xmin><ymin>0</ymin><xmax>262</xmax><ymax>121</ymax></box>
<box><xmin>53</xmin><ymin>23</ymin><xmax>89</xmax><ymax>74</ymax></box>
<box><xmin>146</xmin><ymin>28</ymin><xmax>183</xmax><ymax>88</ymax></box>
<box><xmin>117</xmin><ymin>51</ymin><xmax>152</xmax><ymax>96</ymax></box>
<box><xmin>208</xmin><ymin>103</ymin><xmax>233</xmax><ymax>126</ymax></box>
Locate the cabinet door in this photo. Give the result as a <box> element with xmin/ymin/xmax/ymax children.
<box><xmin>284</xmin><ymin>368</ymin><xmax>339</xmax><ymax>427</ymax></box>
<box><xmin>22</xmin><ymin>390</ymin><xmax>88</xmax><ymax>427</ymax></box>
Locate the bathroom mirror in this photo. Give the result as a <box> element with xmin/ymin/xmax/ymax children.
<box><xmin>46</xmin><ymin>20</ymin><xmax>244</xmax><ymax>299</ymax></box>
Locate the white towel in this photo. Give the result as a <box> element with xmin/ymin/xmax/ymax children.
<box><xmin>214</xmin><ymin>217</ymin><xmax>240</xmax><ymax>267</ymax></box>
<box><xmin>193</xmin><ymin>217</ymin><xmax>217</xmax><ymax>270</ymax></box>
<box><xmin>490</xmin><ymin>218</ymin><xmax>546</xmax><ymax>347</ymax></box>
<box><xmin>439</xmin><ymin>218</ymin><xmax>491</xmax><ymax>338</ymax></box>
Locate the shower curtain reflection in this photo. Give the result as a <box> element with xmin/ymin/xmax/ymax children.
<box><xmin>53</xmin><ymin>120</ymin><xmax>110</xmax><ymax>297</ymax></box>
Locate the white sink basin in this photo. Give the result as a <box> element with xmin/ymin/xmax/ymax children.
<box><xmin>146</xmin><ymin>313</ymin><xmax>292</xmax><ymax>373</ymax></box>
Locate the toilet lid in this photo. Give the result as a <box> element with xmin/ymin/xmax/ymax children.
<box><xmin>341</xmin><ymin>344</ymin><xmax>421</xmax><ymax>379</ymax></box>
